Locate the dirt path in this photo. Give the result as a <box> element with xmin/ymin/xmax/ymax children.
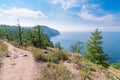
<box><xmin>0</xmin><ymin>42</ymin><xmax>39</xmax><ymax>80</ymax></box>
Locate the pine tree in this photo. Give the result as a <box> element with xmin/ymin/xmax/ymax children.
<box><xmin>31</xmin><ymin>25</ymin><xmax>53</xmax><ymax>48</ymax></box>
<box><xmin>85</xmin><ymin>29</ymin><xmax>109</xmax><ymax>67</ymax></box>
<box><xmin>71</xmin><ymin>41</ymin><xmax>83</xmax><ymax>53</ymax></box>
<box><xmin>17</xmin><ymin>19</ymin><xmax>23</xmax><ymax>45</ymax></box>
<box><xmin>0</xmin><ymin>28</ymin><xmax>6</xmax><ymax>39</ymax></box>
<box><xmin>55</xmin><ymin>42</ymin><xmax>63</xmax><ymax>50</ymax></box>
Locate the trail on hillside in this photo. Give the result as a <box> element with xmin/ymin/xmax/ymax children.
<box><xmin>0</xmin><ymin>42</ymin><xmax>39</xmax><ymax>80</ymax></box>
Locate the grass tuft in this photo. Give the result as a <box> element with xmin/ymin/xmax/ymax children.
<box><xmin>33</xmin><ymin>49</ymin><xmax>68</xmax><ymax>63</ymax></box>
<box><xmin>40</xmin><ymin>62</ymin><xmax>74</xmax><ymax>80</ymax></box>
<box><xmin>0</xmin><ymin>40</ymin><xmax>8</xmax><ymax>67</ymax></box>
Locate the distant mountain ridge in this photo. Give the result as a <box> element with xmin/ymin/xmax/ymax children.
<box><xmin>0</xmin><ymin>24</ymin><xmax>60</xmax><ymax>37</ymax></box>
<box><xmin>40</xmin><ymin>25</ymin><xmax>60</xmax><ymax>37</ymax></box>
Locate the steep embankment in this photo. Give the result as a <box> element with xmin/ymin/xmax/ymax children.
<box><xmin>0</xmin><ymin>42</ymin><xmax>120</xmax><ymax>80</ymax></box>
<box><xmin>0</xmin><ymin>42</ymin><xmax>39</xmax><ymax>80</ymax></box>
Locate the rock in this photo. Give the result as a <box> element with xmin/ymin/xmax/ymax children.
<box><xmin>11</xmin><ymin>63</ymin><xmax>15</xmax><ymax>65</ymax></box>
<box><xmin>21</xmin><ymin>53</ymin><xmax>23</xmax><ymax>55</ymax></box>
<box><xmin>42</xmin><ymin>50</ymin><xmax>50</xmax><ymax>54</ymax></box>
<box><xmin>22</xmin><ymin>54</ymin><xmax>27</xmax><ymax>57</ymax></box>
<box><xmin>44</xmin><ymin>51</ymin><xmax>48</xmax><ymax>54</ymax></box>
<box><xmin>6</xmin><ymin>53</ymin><xmax>11</xmax><ymax>57</ymax></box>
<box><xmin>83</xmin><ymin>77</ymin><xmax>90</xmax><ymax>80</ymax></box>
<box><xmin>14</xmin><ymin>55</ymin><xmax>18</xmax><ymax>59</ymax></box>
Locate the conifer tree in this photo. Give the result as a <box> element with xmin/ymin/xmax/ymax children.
<box><xmin>71</xmin><ymin>41</ymin><xmax>83</xmax><ymax>53</ymax></box>
<box><xmin>85</xmin><ymin>29</ymin><xmax>109</xmax><ymax>67</ymax></box>
<box><xmin>55</xmin><ymin>42</ymin><xmax>63</xmax><ymax>50</ymax></box>
<box><xmin>17</xmin><ymin>19</ymin><xmax>23</xmax><ymax>45</ymax></box>
<box><xmin>31</xmin><ymin>25</ymin><xmax>53</xmax><ymax>48</ymax></box>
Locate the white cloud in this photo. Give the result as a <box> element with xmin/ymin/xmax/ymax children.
<box><xmin>79</xmin><ymin>10</ymin><xmax>114</xmax><ymax>23</ymax></box>
<box><xmin>52</xmin><ymin>0</ymin><xmax>86</xmax><ymax>10</ymax></box>
<box><xmin>78</xmin><ymin>4</ymin><xmax>119</xmax><ymax>26</ymax></box>
<box><xmin>0</xmin><ymin>7</ymin><xmax>47</xmax><ymax>18</ymax></box>
<box><xmin>0</xmin><ymin>7</ymin><xmax>47</xmax><ymax>26</ymax></box>
<box><xmin>54</xmin><ymin>24</ymin><xmax>120</xmax><ymax>31</ymax></box>
<box><xmin>52</xmin><ymin>0</ymin><xmax>120</xmax><ymax>27</ymax></box>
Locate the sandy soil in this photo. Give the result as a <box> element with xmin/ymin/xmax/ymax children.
<box><xmin>63</xmin><ymin>61</ymin><xmax>79</xmax><ymax>74</ymax></box>
<box><xmin>0</xmin><ymin>42</ymin><xmax>39</xmax><ymax>80</ymax></box>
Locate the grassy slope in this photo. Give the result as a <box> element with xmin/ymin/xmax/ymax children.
<box><xmin>111</xmin><ymin>62</ymin><xmax>120</xmax><ymax>70</ymax></box>
<box><xmin>110</xmin><ymin>62</ymin><xmax>120</xmax><ymax>79</ymax></box>
<box><xmin>4</xmin><ymin>42</ymin><xmax>119</xmax><ymax>80</ymax></box>
<box><xmin>30</xmin><ymin>47</ymin><xmax>120</xmax><ymax>80</ymax></box>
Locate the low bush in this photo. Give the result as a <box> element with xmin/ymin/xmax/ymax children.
<box><xmin>72</xmin><ymin>54</ymin><xmax>83</xmax><ymax>64</ymax></box>
<box><xmin>47</xmin><ymin>51</ymin><xmax>68</xmax><ymax>63</ymax></box>
<box><xmin>10</xmin><ymin>41</ymin><xmax>20</xmax><ymax>48</ymax></box>
<box><xmin>40</xmin><ymin>63</ymin><xmax>74</xmax><ymax>80</ymax></box>
<box><xmin>0</xmin><ymin>40</ymin><xmax>8</xmax><ymax>67</ymax></box>
<box><xmin>33</xmin><ymin>49</ymin><xmax>68</xmax><ymax>63</ymax></box>
<box><xmin>80</xmin><ymin>67</ymin><xmax>91</xmax><ymax>78</ymax></box>
<box><xmin>32</xmin><ymin>48</ymin><xmax>46</xmax><ymax>62</ymax></box>
<box><xmin>0</xmin><ymin>40</ymin><xmax>7</xmax><ymax>55</ymax></box>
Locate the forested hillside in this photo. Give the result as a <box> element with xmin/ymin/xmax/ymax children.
<box><xmin>0</xmin><ymin>24</ymin><xmax>59</xmax><ymax>48</ymax></box>
<box><xmin>0</xmin><ymin>24</ymin><xmax>60</xmax><ymax>37</ymax></box>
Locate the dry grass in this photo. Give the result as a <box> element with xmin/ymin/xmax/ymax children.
<box><xmin>0</xmin><ymin>40</ymin><xmax>7</xmax><ymax>54</ymax></box>
<box><xmin>40</xmin><ymin>62</ymin><xmax>75</xmax><ymax>80</ymax></box>
<box><xmin>109</xmin><ymin>67</ymin><xmax>120</xmax><ymax>79</ymax></box>
<box><xmin>11</xmin><ymin>45</ymin><xmax>120</xmax><ymax>80</ymax></box>
<box><xmin>0</xmin><ymin>40</ymin><xmax>8</xmax><ymax>67</ymax></box>
<box><xmin>32</xmin><ymin>47</ymin><xmax>69</xmax><ymax>63</ymax></box>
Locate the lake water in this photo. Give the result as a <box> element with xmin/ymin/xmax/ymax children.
<box><xmin>51</xmin><ymin>31</ymin><xmax>120</xmax><ymax>63</ymax></box>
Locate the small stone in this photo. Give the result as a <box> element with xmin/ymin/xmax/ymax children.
<box><xmin>11</xmin><ymin>63</ymin><xmax>15</xmax><ymax>65</ymax></box>
<box><xmin>22</xmin><ymin>54</ymin><xmax>27</xmax><ymax>57</ymax></box>
<box><xmin>21</xmin><ymin>53</ymin><xmax>23</xmax><ymax>55</ymax></box>
<box><xmin>14</xmin><ymin>55</ymin><xmax>18</xmax><ymax>59</ymax></box>
<box><xmin>83</xmin><ymin>77</ymin><xmax>90</xmax><ymax>80</ymax></box>
<box><xmin>6</xmin><ymin>53</ymin><xmax>11</xmax><ymax>57</ymax></box>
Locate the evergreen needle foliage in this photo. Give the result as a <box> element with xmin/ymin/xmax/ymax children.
<box><xmin>30</xmin><ymin>25</ymin><xmax>53</xmax><ymax>48</ymax></box>
<box><xmin>85</xmin><ymin>29</ymin><xmax>109</xmax><ymax>68</ymax></box>
<box><xmin>55</xmin><ymin>42</ymin><xmax>63</xmax><ymax>50</ymax></box>
<box><xmin>71</xmin><ymin>41</ymin><xmax>83</xmax><ymax>54</ymax></box>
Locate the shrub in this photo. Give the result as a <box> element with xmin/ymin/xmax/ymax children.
<box><xmin>0</xmin><ymin>40</ymin><xmax>7</xmax><ymax>54</ymax></box>
<box><xmin>80</xmin><ymin>67</ymin><xmax>91</xmax><ymax>78</ymax></box>
<box><xmin>46</xmin><ymin>52</ymin><xmax>59</xmax><ymax>63</ymax></box>
<box><xmin>40</xmin><ymin>63</ymin><xmax>74</xmax><ymax>80</ymax></box>
<box><xmin>71</xmin><ymin>41</ymin><xmax>83</xmax><ymax>54</ymax></box>
<box><xmin>34</xmin><ymin>51</ymin><xmax>46</xmax><ymax>61</ymax></box>
<box><xmin>47</xmin><ymin>51</ymin><xmax>68</xmax><ymax>63</ymax></box>
<box><xmin>54</xmin><ymin>42</ymin><xmax>63</xmax><ymax>50</ymax></box>
<box><xmin>0</xmin><ymin>40</ymin><xmax>8</xmax><ymax>67</ymax></box>
<box><xmin>79</xmin><ymin>63</ymin><xmax>94</xmax><ymax>79</ymax></box>
<box><xmin>72</xmin><ymin>54</ymin><xmax>83</xmax><ymax>64</ymax></box>
<box><xmin>55</xmin><ymin>65</ymin><xmax>74</xmax><ymax>80</ymax></box>
<box><xmin>33</xmin><ymin>49</ymin><xmax>68</xmax><ymax>63</ymax></box>
<box><xmin>10</xmin><ymin>41</ymin><xmax>20</xmax><ymax>48</ymax></box>
<box><xmin>32</xmin><ymin>48</ymin><xmax>47</xmax><ymax>62</ymax></box>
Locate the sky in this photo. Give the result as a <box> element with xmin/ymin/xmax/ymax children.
<box><xmin>0</xmin><ymin>0</ymin><xmax>120</xmax><ymax>31</ymax></box>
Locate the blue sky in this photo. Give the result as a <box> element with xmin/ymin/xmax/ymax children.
<box><xmin>0</xmin><ymin>0</ymin><xmax>120</xmax><ymax>31</ymax></box>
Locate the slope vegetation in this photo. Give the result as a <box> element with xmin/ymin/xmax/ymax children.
<box><xmin>0</xmin><ymin>42</ymin><xmax>120</xmax><ymax>80</ymax></box>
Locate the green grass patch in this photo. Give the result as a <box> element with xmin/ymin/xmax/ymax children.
<box><xmin>0</xmin><ymin>40</ymin><xmax>8</xmax><ymax>67</ymax></box>
<box><xmin>111</xmin><ymin>62</ymin><xmax>120</xmax><ymax>70</ymax></box>
<box><xmin>33</xmin><ymin>49</ymin><xmax>68</xmax><ymax>63</ymax></box>
<box><xmin>0</xmin><ymin>40</ymin><xmax>7</xmax><ymax>54</ymax></box>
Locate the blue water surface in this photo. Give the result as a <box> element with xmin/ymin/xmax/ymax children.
<box><xmin>51</xmin><ymin>31</ymin><xmax>120</xmax><ymax>63</ymax></box>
